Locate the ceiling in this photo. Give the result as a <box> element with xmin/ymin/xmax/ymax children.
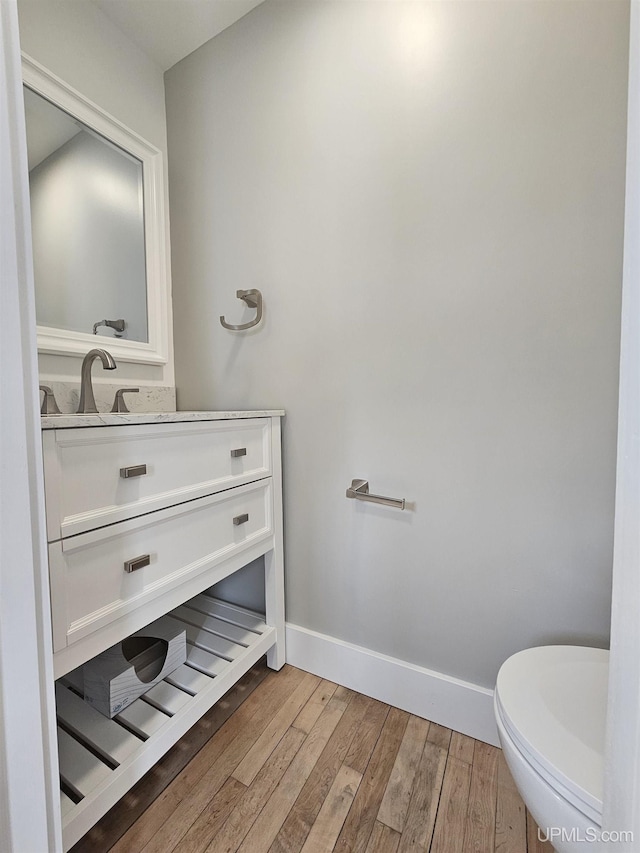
<box><xmin>95</xmin><ymin>0</ymin><xmax>266</xmax><ymax>71</ymax></box>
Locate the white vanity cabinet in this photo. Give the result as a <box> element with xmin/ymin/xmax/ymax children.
<box><xmin>41</xmin><ymin>411</ymin><xmax>285</xmax><ymax>850</ymax></box>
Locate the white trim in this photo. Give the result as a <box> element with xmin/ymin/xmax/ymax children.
<box><xmin>285</xmin><ymin>623</ymin><xmax>499</xmax><ymax>746</ymax></box>
<box><xmin>36</xmin><ymin>325</ymin><xmax>167</xmax><ymax>365</ymax></box>
<box><xmin>603</xmin><ymin>1</ymin><xmax>640</xmax><ymax>845</ymax></box>
<box><xmin>0</xmin><ymin>4</ymin><xmax>61</xmax><ymax>850</ymax></box>
<box><xmin>266</xmin><ymin>417</ymin><xmax>286</xmax><ymax>670</ymax></box>
<box><xmin>21</xmin><ymin>53</ymin><xmax>170</xmax><ymax>366</ymax></box>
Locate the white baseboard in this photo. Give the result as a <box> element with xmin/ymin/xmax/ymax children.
<box><xmin>285</xmin><ymin>623</ymin><xmax>499</xmax><ymax>746</ymax></box>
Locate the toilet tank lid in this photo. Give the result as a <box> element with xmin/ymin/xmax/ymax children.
<box><xmin>495</xmin><ymin>645</ymin><xmax>608</xmax><ymax>815</ymax></box>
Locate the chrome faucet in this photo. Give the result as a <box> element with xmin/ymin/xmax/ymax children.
<box><xmin>77</xmin><ymin>348</ymin><xmax>117</xmax><ymax>413</ymax></box>
<box><xmin>39</xmin><ymin>385</ymin><xmax>61</xmax><ymax>415</ymax></box>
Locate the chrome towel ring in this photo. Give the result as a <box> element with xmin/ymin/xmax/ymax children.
<box><xmin>220</xmin><ymin>289</ymin><xmax>263</xmax><ymax>331</ymax></box>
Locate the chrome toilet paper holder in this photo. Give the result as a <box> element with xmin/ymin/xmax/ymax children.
<box><xmin>346</xmin><ymin>479</ymin><xmax>405</xmax><ymax>510</ymax></box>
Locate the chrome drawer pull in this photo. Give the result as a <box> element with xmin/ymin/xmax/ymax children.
<box><xmin>233</xmin><ymin>513</ymin><xmax>249</xmax><ymax>526</ymax></box>
<box><xmin>230</xmin><ymin>448</ymin><xmax>247</xmax><ymax>458</ymax></box>
<box><xmin>124</xmin><ymin>554</ymin><xmax>150</xmax><ymax>573</ymax></box>
<box><xmin>120</xmin><ymin>464</ymin><xmax>147</xmax><ymax>479</ymax></box>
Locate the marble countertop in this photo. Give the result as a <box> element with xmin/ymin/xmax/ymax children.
<box><xmin>41</xmin><ymin>410</ymin><xmax>285</xmax><ymax>429</ymax></box>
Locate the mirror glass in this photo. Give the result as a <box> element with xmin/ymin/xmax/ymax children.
<box><xmin>23</xmin><ymin>86</ymin><xmax>148</xmax><ymax>343</ymax></box>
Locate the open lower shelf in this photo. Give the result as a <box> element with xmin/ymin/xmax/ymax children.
<box><xmin>56</xmin><ymin>594</ymin><xmax>276</xmax><ymax>851</ymax></box>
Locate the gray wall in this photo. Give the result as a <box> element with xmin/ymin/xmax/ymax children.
<box><xmin>166</xmin><ymin>0</ymin><xmax>629</xmax><ymax>688</ymax></box>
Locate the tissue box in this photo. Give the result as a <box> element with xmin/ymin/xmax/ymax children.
<box><xmin>81</xmin><ymin>616</ymin><xmax>186</xmax><ymax>718</ymax></box>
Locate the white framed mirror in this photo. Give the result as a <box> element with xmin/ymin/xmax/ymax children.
<box><xmin>22</xmin><ymin>53</ymin><xmax>169</xmax><ymax>365</ymax></box>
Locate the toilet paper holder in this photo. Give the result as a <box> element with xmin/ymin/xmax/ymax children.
<box><xmin>346</xmin><ymin>479</ymin><xmax>405</xmax><ymax>510</ymax></box>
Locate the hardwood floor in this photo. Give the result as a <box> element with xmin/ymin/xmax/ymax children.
<box><xmin>72</xmin><ymin>661</ymin><xmax>552</xmax><ymax>853</ymax></box>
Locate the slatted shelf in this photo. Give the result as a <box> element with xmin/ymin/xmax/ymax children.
<box><xmin>173</xmin><ymin>603</ymin><xmax>260</xmax><ymax>646</ymax></box>
<box><xmin>184</xmin><ymin>641</ymin><xmax>230</xmax><ymax>677</ymax></box>
<box><xmin>114</xmin><ymin>696</ymin><xmax>170</xmax><ymax>739</ymax></box>
<box><xmin>191</xmin><ymin>595</ymin><xmax>268</xmax><ymax>633</ymax></box>
<box><xmin>142</xmin><ymin>680</ymin><xmax>193</xmax><ymax>716</ymax></box>
<box><xmin>163</xmin><ymin>613</ymin><xmax>246</xmax><ymax>660</ymax></box>
<box><xmin>57</xmin><ymin>728</ymin><xmax>112</xmax><ymax>798</ymax></box>
<box><xmin>56</xmin><ymin>594</ymin><xmax>276</xmax><ymax>851</ymax></box>
<box><xmin>164</xmin><ymin>662</ymin><xmax>212</xmax><ymax>695</ymax></box>
<box><xmin>55</xmin><ymin>683</ymin><xmax>142</xmax><ymax>765</ymax></box>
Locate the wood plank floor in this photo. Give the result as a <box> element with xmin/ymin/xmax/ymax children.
<box><xmin>72</xmin><ymin>661</ymin><xmax>553</xmax><ymax>853</ymax></box>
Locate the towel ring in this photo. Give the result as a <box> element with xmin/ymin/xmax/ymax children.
<box><xmin>220</xmin><ymin>289</ymin><xmax>263</xmax><ymax>331</ymax></box>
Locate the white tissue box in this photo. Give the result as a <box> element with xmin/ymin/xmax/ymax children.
<box><xmin>80</xmin><ymin>616</ymin><xmax>186</xmax><ymax>718</ymax></box>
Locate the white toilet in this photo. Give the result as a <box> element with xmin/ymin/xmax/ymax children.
<box><xmin>494</xmin><ymin>645</ymin><xmax>608</xmax><ymax>853</ymax></box>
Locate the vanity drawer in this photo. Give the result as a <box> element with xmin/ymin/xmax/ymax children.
<box><xmin>48</xmin><ymin>479</ymin><xmax>272</xmax><ymax>653</ymax></box>
<box><xmin>43</xmin><ymin>419</ymin><xmax>271</xmax><ymax>540</ymax></box>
